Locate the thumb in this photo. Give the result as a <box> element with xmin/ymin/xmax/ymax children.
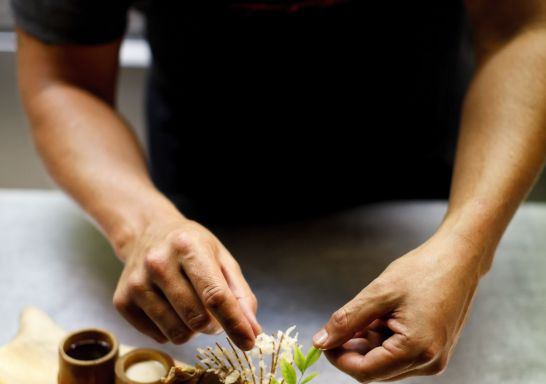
<box><xmin>313</xmin><ymin>282</ymin><xmax>397</xmax><ymax>350</ymax></box>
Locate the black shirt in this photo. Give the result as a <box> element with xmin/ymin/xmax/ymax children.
<box><xmin>12</xmin><ymin>0</ymin><xmax>473</xmax><ymax>223</ymax></box>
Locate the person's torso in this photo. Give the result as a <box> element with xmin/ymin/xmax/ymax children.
<box><xmin>135</xmin><ymin>0</ymin><xmax>472</xmax><ymax>222</ymax></box>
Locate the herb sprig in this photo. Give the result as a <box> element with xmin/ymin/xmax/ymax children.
<box><xmin>194</xmin><ymin>326</ymin><xmax>322</xmax><ymax>384</ymax></box>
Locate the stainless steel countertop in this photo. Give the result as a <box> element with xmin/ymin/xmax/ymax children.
<box><xmin>1</xmin><ymin>190</ymin><xmax>545</xmax><ymax>383</ymax></box>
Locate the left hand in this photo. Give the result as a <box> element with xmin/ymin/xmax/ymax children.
<box><xmin>313</xmin><ymin>231</ymin><xmax>488</xmax><ymax>382</ymax></box>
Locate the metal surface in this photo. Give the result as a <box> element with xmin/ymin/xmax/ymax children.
<box><xmin>0</xmin><ymin>190</ymin><xmax>545</xmax><ymax>383</ymax></box>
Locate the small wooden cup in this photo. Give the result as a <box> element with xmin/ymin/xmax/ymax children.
<box><xmin>115</xmin><ymin>348</ymin><xmax>175</xmax><ymax>384</ymax></box>
<box><xmin>58</xmin><ymin>328</ymin><xmax>119</xmax><ymax>384</ymax></box>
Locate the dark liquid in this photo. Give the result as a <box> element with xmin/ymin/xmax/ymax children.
<box><xmin>66</xmin><ymin>339</ymin><xmax>111</xmax><ymax>361</ymax></box>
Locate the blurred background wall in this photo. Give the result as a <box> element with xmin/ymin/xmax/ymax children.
<box><xmin>0</xmin><ymin>0</ymin><xmax>544</xmax><ymax>200</ymax></box>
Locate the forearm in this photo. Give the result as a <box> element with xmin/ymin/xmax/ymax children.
<box><xmin>23</xmin><ymin>83</ymin><xmax>180</xmax><ymax>254</ymax></box>
<box><xmin>441</xmin><ymin>28</ymin><xmax>546</xmax><ymax>271</ymax></box>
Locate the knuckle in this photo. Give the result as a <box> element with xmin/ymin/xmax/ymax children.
<box><xmin>382</xmin><ymin>334</ymin><xmax>411</xmax><ymax>356</ymax></box>
<box><xmin>203</xmin><ymin>284</ymin><xmax>227</xmax><ymax>309</ymax></box>
<box><xmin>172</xmin><ymin>227</ymin><xmax>220</xmax><ymax>258</ymax></box>
<box><xmin>144</xmin><ymin>249</ymin><xmax>169</xmax><ymax>277</ymax></box>
<box><xmin>148</xmin><ymin>304</ymin><xmax>170</xmax><ymax>322</ymax></box>
<box><xmin>112</xmin><ymin>292</ymin><xmax>129</xmax><ymax>312</ymax></box>
<box><xmin>185</xmin><ymin>311</ymin><xmax>210</xmax><ymax>331</ymax></box>
<box><xmin>331</xmin><ymin>307</ymin><xmax>349</xmax><ymax>330</ymax></box>
<box><xmin>126</xmin><ymin>275</ymin><xmax>148</xmax><ymax>296</ymax></box>
<box><xmin>171</xmin><ymin>227</ymin><xmax>201</xmax><ymax>251</ymax></box>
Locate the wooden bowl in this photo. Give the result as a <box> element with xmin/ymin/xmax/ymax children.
<box><xmin>115</xmin><ymin>348</ymin><xmax>175</xmax><ymax>384</ymax></box>
<box><xmin>58</xmin><ymin>328</ymin><xmax>119</xmax><ymax>384</ymax></box>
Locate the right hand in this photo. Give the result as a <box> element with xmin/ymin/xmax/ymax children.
<box><xmin>112</xmin><ymin>209</ymin><xmax>261</xmax><ymax>350</ymax></box>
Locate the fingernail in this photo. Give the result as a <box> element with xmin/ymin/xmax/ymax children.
<box><xmin>313</xmin><ymin>329</ymin><xmax>329</xmax><ymax>348</ymax></box>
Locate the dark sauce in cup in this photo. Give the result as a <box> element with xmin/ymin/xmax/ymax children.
<box><xmin>66</xmin><ymin>339</ymin><xmax>111</xmax><ymax>361</ymax></box>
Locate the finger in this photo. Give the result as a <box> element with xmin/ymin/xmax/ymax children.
<box><xmin>147</xmin><ymin>252</ymin><xmax>220</xmax><ymax>335</ymax></box>
<box><xmin>173</xmin><ymin>234</ymin><xmax>256</xmax><ymax>350</ymax></box>
<box><xmin>353</xmin><ymin>319</ymin><xmax>391</xmax><ymax>339</ymax></box>
<box><xmin>368</xmin><ymin>318</ymin><xmax>391</xmax><ymax>333</ymax></box>
<box><xmin>132</xmin><ymin>287</ymin><xmax>193</xmax><ymax>344</ymax></box>
<box><xmin>313</xmin><ymin>282</ymin><xmax>398</xmax><ymax>349</ymax></box>
<box><xmin>161</xmin><ymin>273</ymin><xmax>221</xmax><ymax>334</ymax></box>
<box><xmin>219</xmin><ymin>249</ymin><xmax>262</xmax><ymax>335</ymax></box>
<box><xmin>324</xmin><ymin>333</ymin><xmax>418</xmax><ymax>383</ymax></box>
<box><xmin>114</xmin><ymin>300</ymin><xmax>168</xmax><ymax>343</ymax></box>
<box><xmin>361</xmin><ymin>329</ymin><xmax>390</xmax><ymax>351</ymax></box>
<box><xmin>341</xmin><ymin>338</ymin><xmax>375</xmax><ymax>355</ymax></box>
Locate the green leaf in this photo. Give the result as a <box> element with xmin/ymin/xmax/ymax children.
<box><xmin>294</xmin><ymin>344</ymin><xmax>306</xmax><ymax>373</ymax></box>
<box><xmin>270</xmin><ymin>377</ymin><xmax>280</xmax><ymax>384</ymax></box>
<box><xmin>301</xmin><ymin>373</ymin><xmax>319</xmax><ymax>384</ymax></box>
<box><xmin>281</xmin><ymin>358</ymin><xmax>297</xmax><ymax>384</ymax></box>
<box><xmin>304</xmin><ymin>346</ymin><xmax>322</xmax><ymax>370</ymax></box>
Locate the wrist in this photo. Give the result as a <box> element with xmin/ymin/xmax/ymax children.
<box><xmin>436</xmin><ymin>199</ymin><xmax>505</xmax><ymax>275</ymax></box>
<box><xmin>105</xmin><ymin>189</ymin><xmax>186</xmax><ymax>259</ymax></box>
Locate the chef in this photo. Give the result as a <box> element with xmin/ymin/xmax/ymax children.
<box><xmin>12</xmin><ymin>0</ymin><xmax>546</xmax><ymax>381</ymax></box>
